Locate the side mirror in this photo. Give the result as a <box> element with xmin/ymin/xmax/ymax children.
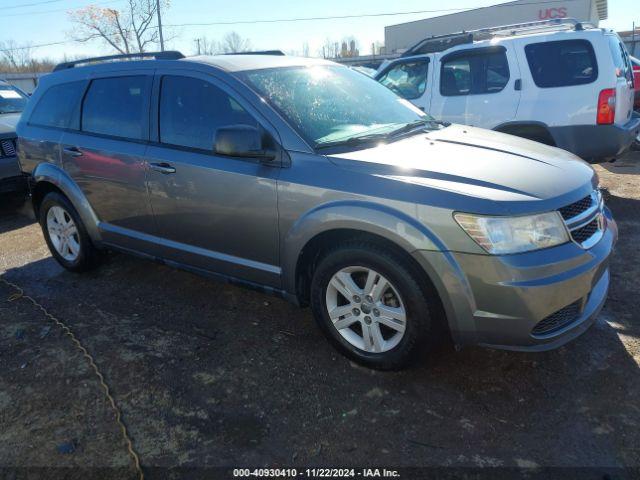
<box><xmin>214</xmin><ymin>125</ymin><xmax>275</xmax><ymax>160</ymax></box>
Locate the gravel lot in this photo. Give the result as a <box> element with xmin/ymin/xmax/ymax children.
<box><xmin>1</xmin><ymin>154</ymin><xmax>639</xmax><ymax>479</ymax></box>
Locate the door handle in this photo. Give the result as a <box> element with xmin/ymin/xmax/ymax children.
<box><xmin>149</xmin><ymin>162</ymin><xmax>176</xmax><ymax>174</ymax></box>
<box><xmin>63</xmin><ymin>146</ymin><xmax>83</xmax><ymax>157</ymax></box>
<box><xmin>514</xmin><ymin>79</ymin><xmax>522</xmax><ymax>91</ymax></box>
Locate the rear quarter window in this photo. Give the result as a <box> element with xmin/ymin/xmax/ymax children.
<box><xmin>29</xmin><ymin>81</ymin><xmax>86</xmax><ymax>129</ymax></box>
<box><xmin>525</xmin><ymin>39</ymin><xmax>598</xmax><ymax>88</ymax></box>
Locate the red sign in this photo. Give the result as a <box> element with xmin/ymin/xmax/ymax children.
<box><xmin>538</xmin><ymin>7</ymin><xmax>568</xmax><ymax>19</ymax></box>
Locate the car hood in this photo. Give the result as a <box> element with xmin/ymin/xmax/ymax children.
<box><xmin>0</xmin><ymin>113</ymin><xmax>20</xmax><ymax>136</ymax></box>
<box><xmin>327</xmin><ymin>124</ymin><xmax>596</xmax><ymax>212</ymax></box>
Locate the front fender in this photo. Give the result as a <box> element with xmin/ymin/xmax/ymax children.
<box><xmin>32</xmin><ymin>162</ymin><xmax>102</xmax><ymax>244</ymax></box>
<box><xmin>280</xmin><ymin>200</ymin><xmax>446</xmax><ymax>295</ymax></box>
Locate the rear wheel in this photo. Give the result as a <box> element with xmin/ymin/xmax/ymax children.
<box><xmin>39</xmin><ymin>192</ymin><xmax>100</xmax><ymax>272</ymax></box>
<box><xmin>310</xmin><ymin>241</ymin><xmax>441</xmax><ymax>370</ymax></box>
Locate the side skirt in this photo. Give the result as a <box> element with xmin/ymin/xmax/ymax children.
<box><xmin>102</xmin><ymin>241</ymin><xmax>301</xmax><ymax>306</ymax></box>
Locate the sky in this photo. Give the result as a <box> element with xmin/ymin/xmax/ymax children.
<box><xmin>0</xmin><ymin>0</ymin><xmax>638</xmax><ymax>61</ymax></box>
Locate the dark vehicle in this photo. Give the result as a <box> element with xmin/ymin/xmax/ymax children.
<box><xmin>0</xmin><ymin>79</ymin><xmax>28</xmax><ymax>198</ymax></box>
<box><xmin>17</xmin><ymin>52</ymin><xmax>616</xmax><ymax>369</ymax></box>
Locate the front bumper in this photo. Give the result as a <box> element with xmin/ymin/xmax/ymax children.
<box><xmin>413</xmin><ymin>208</ymin><xmax>617</xmax><ymax>351</ymax></box>
<box><xmin>0</xmin><ymin>154</ymin><xmax>24</xmax><ymax>194</ymax></box>
<box><xmin>550</xmin><ymin>118</ymin><xmax>640</xmax><ymax>163</ymax></box>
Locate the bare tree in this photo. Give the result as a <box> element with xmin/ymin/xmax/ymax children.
<box><xmin>68</xmin><ymin>0</ymin><xmax>170</xmax><ymax>54</ymax></box>
<box><xmin>319</xmin><ymin>38</ymin><xmax>339</xmax><ymax>59</ymax></box>
<box><xmin>219</xmin><ymin>32</ymin><xmax>252</xmax><ymax>54</ymax></box>
<box><xmin>193</xmin><ymin>37</ymin><xmax>218</xmax><ymax>55</ymax></box>
<box><xmin>192</xmin><ymin>32</ymin><xmax>252</xmax><ymax>55</ymax></box>
<box><xmin>0</xmin><ymin>40</ymin><xmax>34</xmax><ymax>71</ymax></box>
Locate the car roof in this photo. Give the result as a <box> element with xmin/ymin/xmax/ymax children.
<box><xmin>181</xmin><ymin>54</ymin><xmax>336</xmax><ymax>72</ymax></box>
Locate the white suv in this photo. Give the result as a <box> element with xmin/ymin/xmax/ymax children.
<box><xmin>375</xmin><ymin>19</ymin><xmax>639</xmax><ymax>163</ymax></box>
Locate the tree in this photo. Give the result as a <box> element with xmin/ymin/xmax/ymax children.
<box><xmin>218</xmin><ymin>32</ymin><xmax>252</xmax><ymax>54</ymax></box>
<box><xmin>68</xmin><ymin>0</ymin><xmax>170</xmax><ymax>54</ymax></box>
<box><xmin>192</xmin><ymin>32</ymin><xmax>252</xmax><ymax>55</ymax></box>
<box><xmin>319</xmin><ymin>38</ymin><xmax>339</xmax><ymax>59</ymax></box>
<box><xmin>0</xmin><ymin>40</ymin><xmax>34</xmax><ymax>71</ymax></box>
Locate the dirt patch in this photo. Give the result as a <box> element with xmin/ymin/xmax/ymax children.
<box><xmin>0</xmin><ymin>154</ymin><xmax>639</xmax><ymax>477</ymax></box>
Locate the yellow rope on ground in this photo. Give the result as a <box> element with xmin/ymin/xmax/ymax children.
<box><xmin>1</xmin><ymin>276</ymin><xmax>144</xmax><ymax>480</ymax></box>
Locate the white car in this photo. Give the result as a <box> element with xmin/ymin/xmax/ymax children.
<box><xmin>375</xmin><ymin>19</ymin><xmax>639</xmax><ymax>163</ymax></box>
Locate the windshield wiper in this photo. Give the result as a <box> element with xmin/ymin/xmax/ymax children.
<box><xmin>315</xmin><ymin>132</ymin><xmax>390</xmax><ymax>149</ymax></box>
<box><xmin>387</xmin><ymin>118</ymin><xmax>447</xmax><ymax>138</ymax></box>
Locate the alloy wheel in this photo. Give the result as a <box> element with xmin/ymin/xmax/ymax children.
<box><xmin>46</xmin><ymin>206</ymin><xmax>81</xmax><ymax>262</ymax></box>
<box><xmin>325</xmin><ymin>266</ymin><xmax>407</xmax><ymax>353</ymax></box>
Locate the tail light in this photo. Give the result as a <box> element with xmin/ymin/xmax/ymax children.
<box><xmin>597</xmin><ymin>88</ymin><xmax>616</xmax><ymax>125</ymax></box>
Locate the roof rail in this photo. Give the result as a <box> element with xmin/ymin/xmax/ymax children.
<box><xmin>223</xmin><ymin>50</ymin><xmax>285</xmax><ymax>56</ymax></box>
<box><xmin>53</xmin><ymin>51</ymin><xmax>185</xmax><ymax>71</ymax></box>
<box><xmin>402</xmin><ymin>18</ymin><xmax>596</xmax><ymax>57</ymax></box>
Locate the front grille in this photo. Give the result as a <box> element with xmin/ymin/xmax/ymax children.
<box><xmin>557</xmin><ymin>190</ymin><xmax>603</xmax><ymax>248</ymax></box>
<box><xmin>559</xmin><ymin>194</ymin><xmax>592</xmax><ymax>220</ymax></box>
<box><xmin>532</xmin><ymin>300</ymin><xmax>582</xmax><ymax>336</ymax></box>
<box><xmin>571</xmin><ymin>218</ymin><xmax>599</xmax><ymax>244</ymax></box>
<box><xmin>0</xmin><ymin>138</ymin><xmax>16</xmax><ymax>157</ymax></box>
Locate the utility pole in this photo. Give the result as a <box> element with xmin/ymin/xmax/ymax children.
<box><xmin>195</xmin><ymin>38</ymin><xmax>201</xmax><ymax>55</ymax></box>
<box><xmin>156</xmin><ymin>0</ymin><xmax>165</xmax><ymax>52</ymax></box>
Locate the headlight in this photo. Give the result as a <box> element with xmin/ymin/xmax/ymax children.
<box><xmin>454</xmin><ymin>211</ymin><xmax>569</xmax><ymax>254</ymax></box>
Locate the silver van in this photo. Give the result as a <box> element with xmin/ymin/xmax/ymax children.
<box><xmin>17</xmin><ymin>52</ymin><xmax>617</xmax><ymax>369</ymax></box>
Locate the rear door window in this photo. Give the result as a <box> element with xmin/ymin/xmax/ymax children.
<box><xmin>81</xmin><ymin>76</ymin><xmax>149</xmax><ymax>140</ymax></box>
<box><xmin>525</xmin><ymin>39</ymin><xmax>597</xmax><ymax>88</ymax></box>
<box><xmin>159</xmin><ymin>75</ymin><xmax>257</xmax><ymax>151</ymax></box>
<box><xmin>377</xmin><ymin>59</ymin><xmax>429</xmax><ymax>99</ymax></box>
<box><xmin>440</xmin><ymin>48</ymin><xmax>509</xmax><ymax>96</ymax></box>
<box><xmin>29</xmin><ymin>81</ymin><xmax>86</xmax><ymax>129</ymax></box>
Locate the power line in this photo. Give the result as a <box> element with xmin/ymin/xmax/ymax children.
<box><xmin>4</xmin><ymin>0</ymin><xmax>125</xmax><ymax>18</ymax></box>
<box><xmin>0</xmin><ymin>0</ymin><xmax>584</xmax><ymax>53</ymax></box>
<box><xmin>3</xmin><ymin>0</ymin><xmax>64</xmax><ymax>11</ymax></box>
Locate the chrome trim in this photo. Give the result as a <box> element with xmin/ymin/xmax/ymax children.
<box><xmin>562</xmin><ymin>190</ymin><xmax>604</xmax><ymax>250</ymax></box>
<box><xmin>563</xmin><ymin>190</ymin><xmax>600</xmax><ymax>229</ymax></box>
<box><xmin>578</xmin><ymin>214</ymin><xmax>605</xmax><ymax>250</ymax></box>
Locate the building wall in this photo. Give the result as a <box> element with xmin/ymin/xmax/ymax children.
<box><xmin>0</xmin><ymin>73</ymin><xmax>45</xmax><ymax>94</ymax></box>
<box><xmin>385</xmin><ymin>0</ymin><xmax>605</xmax><ymax>53</ymax></box>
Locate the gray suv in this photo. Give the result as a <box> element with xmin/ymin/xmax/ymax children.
<box><xmin>17</xmin><ymin>52</ymin><xmax>617</xmax><ymax>369</ymax></box>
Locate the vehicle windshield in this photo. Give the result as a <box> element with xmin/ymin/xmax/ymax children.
<box><xmin>0</xmin><ymin>85</ymin><xmax>28</xmax><ymax>114</ymax></box>
<box><xmin>241</xmin><ymin>65</ymin><xmax>437</xmax><ymax>147</ymax></box>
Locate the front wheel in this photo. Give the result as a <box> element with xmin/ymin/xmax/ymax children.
<box><xmin>310</xmin><ymin>241</ymin><xmax>441</xmax><ymax>370</ymax></box>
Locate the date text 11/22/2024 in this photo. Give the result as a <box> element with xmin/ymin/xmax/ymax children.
<box><xmin>233</xmin><ymin>468</ymin><xmax>401</xmax><ymax>478</ymax></box>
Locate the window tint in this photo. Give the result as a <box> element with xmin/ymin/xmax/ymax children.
<box><xmin>378</xmin><ymin>59</ymin><xmax>429</xmax><ymax>99</ymax></box>
<box><xmin>29</xmin><ymin>81</ymin><xmax>85</xmax><ymax>129</ymax></box>
<box><xmin>82</xmin><ymin>76</ymin><xmax>148</xmax><ymax>139</ymax></box>
<box><xmin>159</xmin><ymin>75</ymin><xmax>257</xmax><ymax>150</ymax></box>
<box><xmin>440</xmin><ymin>49</ymin><xmax>509</xmax><ymax>96</ymax></box>
<box><xmin>525</xmin><ymin>40</ymin><xmax>597</xmax><ymax>88</ymax></box>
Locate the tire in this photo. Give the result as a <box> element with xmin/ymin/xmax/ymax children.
<box><xmin>39</xmin><ymin>192</ymin><xmax>100</xmax><ymax>272</ymax></box>
<box><xmin>310</xmin><ymin>241</ymin><xmax>442</xmax><ymax>370</ymax></box>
